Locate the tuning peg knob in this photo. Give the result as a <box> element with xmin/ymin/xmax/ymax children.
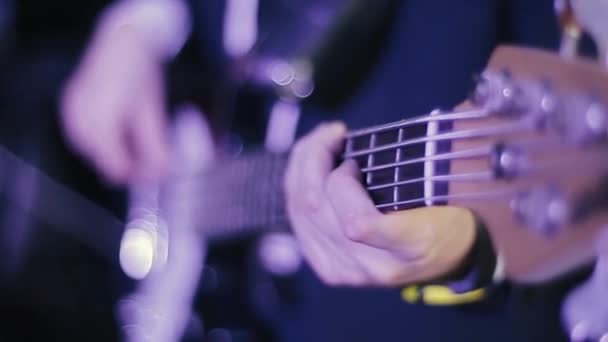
<box><xmin>472</xmin><ymin>71</ymin><xmax>526</xmax><ymax>116</ymax></box>
<box><xmin>491</xmin><ymin>143</ymin><xmax>527</xmax><ymax>180</ymax></box>
<box><xmin>511</xmin><ymin>185</ymin><xmax>571</xmax><ymax>238</ymax></box>
<box><xmin>551</xmin><ymin>94</ymin><xmax>608</xmax><ymax>144</ymax></box>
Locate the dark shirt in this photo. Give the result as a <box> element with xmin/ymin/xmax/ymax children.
<box><xmin>254</xmin><ymin>1</ymin><xmax>588</xmax><ymax>341</ymax></box>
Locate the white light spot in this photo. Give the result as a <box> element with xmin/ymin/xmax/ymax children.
<box><xmin>270</xmin><ymin>61</ymin><xmax>295</xmax><ymax>86</ymax></box>
<box><xmin>258</xmin><ymin>233</ymin><xmax>302</xmax><ymax>276</ymax></box>
<box><xmin>120</xmin><ymin>226</ymin><xmax>156</xmax><ymax>280</ymax></box>
<box><xmin>570</xmin><ymin>321</ymin><xmax>590</xmax><ymax>342</ymax></box>
<box><xmin>223</xmin><ymin>0</ymin><xmax>259</xmax><ymax>58</ymax></box>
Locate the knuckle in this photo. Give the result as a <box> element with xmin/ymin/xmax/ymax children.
<box><xmin>343</xmin><ymin>216</ymin><xmax>374</xmax><ymax>242</ymax></box>
<box><xmin>301</xmin><ymin>188</ymin><xmax>324</xmax><ymax>213</ymax></box>
<box><xmin>327</xmin><ymin>166</ymin><xmax>348</xmax><ymax>186</ymax></box>
<box><xmin>402</xmin><ymin>232</ymin><xmax>434</xmax><ymax>260</ymax></box>
<box><xmin>400</xmin><ymin>244</ymin><xmax>428</xmax><ymax>261</ymax></box>
<box><xmin>325</xmin><ymin>170</ymin><xmax>348</xmax><ymax>200</ymax></box>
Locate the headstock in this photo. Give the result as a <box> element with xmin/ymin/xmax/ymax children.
<box><xmin>447</xmin><ymin>46</ymin><xmax>608</xmax><ymax>283</ymax></box>
<box><xmin>558</xmin><ymin>2</ymin><xmax>608</xmax><ymax>339</ymax></box>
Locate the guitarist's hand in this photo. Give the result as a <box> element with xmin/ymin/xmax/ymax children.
<box><xmin>285</xmin><ymin>122</ymin><xmax>476</xmax><ymax>286</ymax></box>
<box><xmin>60</xmin><ymin>1</ymin><xmax>189</xmax><ymax>185</ymax></box>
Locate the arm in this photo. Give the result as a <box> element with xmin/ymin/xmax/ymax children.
<box><xmin>61</xmin><ymin>0</ymin><xmax>190</xmax><ymax>184</ymax></box>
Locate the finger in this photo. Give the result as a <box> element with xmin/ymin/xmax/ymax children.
<box><xmin>129</xmin><ymin>75</ymin><xmax>169</xmax><ymax>183</ymax></box>
<box><xmin>284</xmin><ymin>122</ymin><xmax>346</xmax><ymax>212</ymax></box>
<box><xmin>380</xmin><ymin>207</ymin><xmax>475</xmax><ymax>261</ymax></box>
<box><xmin>324</xmin><ymin>160</ymin><xmax>414</xmax><ymax>280</ymax></box>
<box><xmin>61</xmin><ymin>84</ymin><xmax>133</xmax><ymax>184</ymax></box>
<box><xmin>89</xmin><ymin>118</ymin><xmax>133</xmax><ymax>184</ymax></box>
<box><xmin>325</xmin><ymin>159</ymin><xmax>386</xmax><ymax>245</ymax></box>
<box><xmin>308</xmin><ymin>121</ymin><xmax>347</xmax><ymax>154</ymax></box>
<box><xmin>296</xmin><ymin>224</ymin><xmax>368</xmax><ymax>286</ymax></box>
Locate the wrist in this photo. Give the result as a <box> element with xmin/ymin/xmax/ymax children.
<box><xmin>401</xmin><ymin>214</ymin><xmax>501</xmax><ymax>306</ymax></box>
<box><xmin>446</xmin><ymin>218</ymin><xmax>498</xmax><ymax>292</ymax></box>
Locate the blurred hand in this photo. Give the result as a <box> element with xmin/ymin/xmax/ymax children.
<box><xmin>61</xmin><ymin>11</ymin><xmax>169</xmax><ymax>185</ymax></box>
<box><xmin>284</xmin><ymin>122</ymin><xmax>476</xmax><ymax>286</ymax></box>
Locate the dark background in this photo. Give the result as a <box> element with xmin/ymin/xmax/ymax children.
<box><xmin>0</xmin><ymin>0</ymin><xmax>597</xmax><ymax>341</ymax></box>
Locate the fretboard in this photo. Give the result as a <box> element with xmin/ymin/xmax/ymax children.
<box><xmin>344</xmin><ymin>111</ymin><xmax>454</xmax><ymax>210</ymax></box>
<box><xmin>166</xmin><ymin>110</ymin><xmax>490</xmax><ymax>240</ymax></box>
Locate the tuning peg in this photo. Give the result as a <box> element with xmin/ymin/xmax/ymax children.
<box><xmin>570</xmin><ymin>0</ymin><xmax>608</xmax><ymax>67</ymax></box>
<box><xmin>550</xmin><ymin>93</ymin><xmax>608</xmax><ymax>144</ymax></box>
<box><xmin>490</xmin><ymin>143</ymin><xmax>527</xmax><ymax>180</ymax></box>
<box><xmin>511</xmin><ymin>185</ymin><xmax>570</xmax><ymax>238</ymax></box>
<box><xmin>472</xmin><ymin>71</ymin><xmax>526</xmax><ymax>116</ymax></box>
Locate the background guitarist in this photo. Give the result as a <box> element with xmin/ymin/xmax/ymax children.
<box><xmin>56</xmin><ymin>0</ymin><xmax>600</xmax><ymax>341</ymax></box>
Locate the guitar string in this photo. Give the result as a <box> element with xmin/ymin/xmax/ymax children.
<box><xmin>169</xmin><ymin>109</ymin><xmax>527</xmax><ymax>186</ymax></box>
<box><xmin>168</xmin><ymin>125</ymin><xmax>522</xmax><ymax>186</ymax></box>
<box><xmin>371</xmin><ymin>152</ymin><xmax>607</xmax><ymax>209</ymax></box>
<box><xmin>168</xmin><ymin>134</ymin><xmax>544</xmax><ymax>196</ymax></box>
<box><xmin>169</xmin><ymin>111</ymin><xmax>550</xmax><ymax>226</ymax></box>
<box><xmin>351</xmin><ymin>143</ymin><xmax>595</xmax><ymax>195</ymax></box>
<box><xmin>359</xmin><ymin>136</ymin><xmax>563</xmax><ymax>174</ymax></box>
<box><xmin>375</xmin><ymin>189</ymin><xmax>513</xmax><ymax>210</ymax></box>
<box><xmin>346</xmin><ymin>109</ymin><xmax>487</xmax><ymax>138</ymax></box>
<box><xmin>364</xmin><ymin>150</ymin><xmax>581</xmax><ymax>192</ymax></box>
<box><xmin>167</xmin><ymin>144</ymin><xmax>489</xmax><ymax>186</ymax></box>
<box><xmin>367</xmin><ymin>171</ymin><xmax>493</xmax><ymax>191</ymax></box>
<box><xmin>178</xmin><ymin>148</ymin><xmax>606</xmax><ymax>235</ymax></box>
<box><xmin>359</xmin><ymin>145</ymin><xmax>492</xmax><ymax>173</ymax></box>
<box><xmin>343</xmin><ymin>120</ymin><xmax>532</xmax><ymax>159</ymax></box>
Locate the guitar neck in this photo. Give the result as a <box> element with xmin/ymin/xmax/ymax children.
<box><xmin>174</xmin><ymin>109</ymin><xmax>491</xmax><ymax>239</ymax></box>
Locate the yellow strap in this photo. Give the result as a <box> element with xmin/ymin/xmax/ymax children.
<box><xmin>401</xmin><ymin>285</ymin><xmax>486</xmax><ymax>306</ymax></box>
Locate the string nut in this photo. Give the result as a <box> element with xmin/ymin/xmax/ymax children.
<box><xmin>511</xmin><ymin>185</ymin><xmax>570</xmax><ymax>239</ymax></box>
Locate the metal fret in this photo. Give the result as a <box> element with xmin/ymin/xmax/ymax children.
<box><xmin>366</xmin><ymin>134</ymin><xmax>377</xmax><ymax>185</ymax></box>
<box><xmin>425</xmin><ymin>110</ymin><xmax>441</xmax><ymax>206</ymax></box>
<box><xmin>392</xmin><ymin>128</ymin><xmax>404</xmax><ymax>210</ymax></box>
